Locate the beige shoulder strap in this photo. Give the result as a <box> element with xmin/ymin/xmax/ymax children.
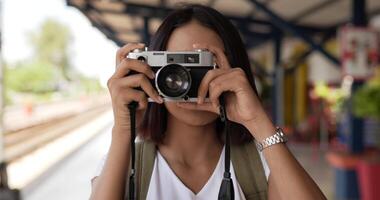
<box><xmin>231</xmin><ymin>140</ymin><xmax>268</xmax><ymax>200</ymax></box>
<box><xmin>124</xmin><ymin>140</ymin><xmax>156</xmax><ymax>200</ymax></box>
<box><xmin>136</xmin><ymin>140</ymin><xmax>156</xmax><ymax>200</ymax></box>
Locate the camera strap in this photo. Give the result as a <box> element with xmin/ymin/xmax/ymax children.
<box><xmin>217</xmin><ymin>94</ymin><xmax>235</xmax><ymax>200</ymax></box>
<box><xmin>127</xmin><ymin>101</ymin><xmax>138</xmax><ymax>200</ymax></box>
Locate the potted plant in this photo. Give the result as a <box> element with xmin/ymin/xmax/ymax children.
<box><xmin>353</xmin><ymin>74</ymin><xmax>380</xmax><ymax>148</ymax></box>
<box><xmin>352</xmin><ymin>70</ymin><xmax>380</xmax><ymax>200</ymax></box>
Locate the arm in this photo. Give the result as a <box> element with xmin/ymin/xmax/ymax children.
<box><xmin>267</xmin><ymin>174</ymin><xmax>282</xmax><ymax>200</ymax></box>
<box><xmin>90</xmin><ymin>43</ymin><xmax>163</xmax><ymax>200</ymax></box>
<box><xmin>177</xmin><ymin>43</ymin><xmax>326</xmax><ymax>200</ymax></box>
<box><xmin>246</xmin><ymin>111</ymin><xmax>327</xmax><ymax>200</ymax></box>
<box><xmin>90</xmin><ymin>130</ymin><xmax>131</xmax><ymax>200</ymax></box>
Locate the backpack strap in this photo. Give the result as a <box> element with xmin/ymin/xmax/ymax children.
<box><xmin>124</xmin><ymin>140</ymin><xmax>156</xmax><ymax>200</ymax></box>
<box><xmin>231</xmin><ymin>140</ymin><xmax>268</xmax><ymax>200</ymax></box>
<box><xmin>136</xmin><ymin>140</ymin><xmax>156</xmax><ymax>200</ymax></box>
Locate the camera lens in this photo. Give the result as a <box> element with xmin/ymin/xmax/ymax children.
<box><xmin>156</xmin><ymin>64</ymin><xmax>191</xmax><ymax>98</ymax></box>
<box><xmin>165</xmin><ymin>74</ymin><xmax>183</xmax><ymax>90</ymax></box>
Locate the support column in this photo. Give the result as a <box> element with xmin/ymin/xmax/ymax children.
<box><xmin>0</xmin><ymin>0</ymin><xmax>5</xmax><ymax>171</ymax></box>
<box><xmin>333</xmin><ymin>0</ymin><xmax>367</xmax><ymax>199</ymax></box>
<box><xmin>272</xmin><ymin>29</ymin><xmax>284</xmax><ymax>126</ymax></box>
<box><xmin>348</xmin><ymin>0</ymin><xmax>366</xmax><ymax>154</ymax></box>
<box><xmin>142</xmin><ymin>17</ymin><xmax>150</xmax><ymax>44</ymax></box>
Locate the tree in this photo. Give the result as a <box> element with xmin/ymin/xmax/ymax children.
<box><xmin>5</xmin><ymin>60</ymin><xmax>56</xmax><ymax>93</ymax></box>
<box><xmin>4</xmin><ymin>18</ymin><xmax>103</xmax><ymax>105</ymax></box>
<box><xmin>28</xmin><ymin>18</ymin><xmax>73</xmax><ymax>80</ymax></box>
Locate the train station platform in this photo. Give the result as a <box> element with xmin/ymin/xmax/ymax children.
<box><xmin>22</xmin><ymin>124</ymin><xmax>112</xmax><ymax>200</ymax></box>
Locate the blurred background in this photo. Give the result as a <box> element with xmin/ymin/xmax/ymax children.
<box><xmin>0</xmin><ymin>0</ymin><xmax>379</xmax><ymax>200</ymax></box>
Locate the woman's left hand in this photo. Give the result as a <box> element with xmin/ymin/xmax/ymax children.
<box><xmin>176</xmin><ymin>43</ymin><xmax>266</xmax><ymax>129</ymax></box>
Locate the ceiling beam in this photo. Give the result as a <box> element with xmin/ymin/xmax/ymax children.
<box><xmin>69</xmin><ymin>2</ymin><xmax>126</xmax><ymax>47</ymax></box>
<box><xmin>248</xmin><ymin>0</ymin><xmax>340</xmax><ymax>66</ymax></box>
<box><xmin>284</xmin><ymin>28</ymin><xmax>337</xmax><ymax>74</ymax></box>
<box><xmin>290</xmin><ymin>0</ymin><xmax>342</xmax><ymax>23</ymax></box>
<box><xmin>120</xmin><ymin>2</ymin><xmax>329</xmax><ymax>33</ymax></box>
<box><xmin>67</xmin><ymin>0</ymin><xmax>341</xmax><ymax>51</ymax></box>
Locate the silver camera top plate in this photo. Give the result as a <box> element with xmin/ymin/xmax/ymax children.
<box><xmin>127</xmin><ymin>50</ymin><xmax>214</xmax><ymax>67</ymax></box>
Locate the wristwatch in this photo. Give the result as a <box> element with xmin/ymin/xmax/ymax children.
<box><xmin>256</xmin><ymin>127</ymin><xmax>287</xmax><ymax>151</ymax></box>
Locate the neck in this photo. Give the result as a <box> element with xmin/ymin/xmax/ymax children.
<box><xmin>159</xmin><ymin>113</ymin><xmax>222</xmax><ymax>165</ymax></box>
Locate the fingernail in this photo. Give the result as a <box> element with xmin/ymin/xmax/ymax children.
<box><xmin>150</xmin><ymin>72</ymin><xmax>155</xmax><ymax>79</ymax></box>
<box><xmin>197</xmin><ymin>97</ymin><xmax>203</xmax><ymax>104</ymax></box>
<box><xmin>157</xmin><ymin>96</ymin><xmax>163</xmax><ymax>103</ymax></box>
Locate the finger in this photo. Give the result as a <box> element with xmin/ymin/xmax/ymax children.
<box><xmin>120</xmin><ymin>74</ymin><xmax>163</xmax><ymax>103</ymax></box>
<box><xmin>176</xmin><ymin>102</ymin><xmax>218</xmax><ymax>114</ymax></box>
<box><xmin>208</xmin><ymin>73</ymin><xmax>242</xmax><ymax>107</ymax></box>
<box><xmin>113</xmin><ymin>58</ymin><xmax>155</xmax><ymax>79</ymax></box>
<box><xmin>197</xmin><ymin>69</ymin><xmax>228</xmax><ymax>104</ymax></box>
<box><xmin>116</xmin><ymin>43</ymin><xmax>145</xmax><ymax>66</ymax></box>
<box><xmin>122</xmin><ymin>88</ymin><xmax>148</xmax><ymax>111</ymax></box>
<box><xmin>193</xmin><ymin>43</ymin><xmax>231</xmax><ymax>69</ymax></box>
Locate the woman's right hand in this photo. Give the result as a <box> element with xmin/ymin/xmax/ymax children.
<box><xmin>107</xmin><ymin>43</ymin><xmax>164</xmax><ymax>135</ymax></box>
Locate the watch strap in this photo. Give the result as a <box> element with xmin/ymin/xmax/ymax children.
<box><xmin>256</xmin><ymin>127</ymin><xmax>287</xmax><ymax>151</ymax></box>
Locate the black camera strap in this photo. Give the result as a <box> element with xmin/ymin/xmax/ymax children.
<box><xmin>218</xmin><ymin>94</ymin><xmax>234</xmax><ymax>200</ymax></box>
<box><xmin>127</xmin><ymin>101</ymin><xmax>138</xmax><ymax>200</ymax></box>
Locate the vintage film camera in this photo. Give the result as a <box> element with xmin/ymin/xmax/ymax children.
<box><xmin>127</xmin><ymin>48</ymin><xmax>215</xmax><ymax>102</ymax></box>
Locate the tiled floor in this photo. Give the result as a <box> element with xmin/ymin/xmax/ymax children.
<box><xmin>289</xmin><ymin>143</ymin><xmax>335</xmax><ymax>199</ymax></box>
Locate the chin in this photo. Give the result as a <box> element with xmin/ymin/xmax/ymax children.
<box><xmin>165</xmin><ymin>102</ymin><xmax>218</xmax><ymax>126</ymax></box>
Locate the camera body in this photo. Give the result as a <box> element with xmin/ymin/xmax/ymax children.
<box><xmin>127</xmin><ymin>49</ymin><xmax>214</xmax><ymax>102</ymax></box>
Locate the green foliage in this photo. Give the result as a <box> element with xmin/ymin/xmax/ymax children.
<box><xmin>4</xmin><ymin>18</ymin><xmax>104</xmax><ymax>105</ymax></box>
<box><xmin>79</xmin><ymin>76</ymin><xmax>103</xmax><ymax>94</ymax></box>
<box><xmin>5</xmin><ymin>61</ymin><xmax>57</xmax><ymax>93</ymax></box>
<box><xmin>353</xmin><ymin>79</ymin><xmax>380</xmax><ymax>119</ymax></box>
<box><xmin>28</xmin><ymin>18</ymin><xmax>73</xmax><ymax>80</ymax></box>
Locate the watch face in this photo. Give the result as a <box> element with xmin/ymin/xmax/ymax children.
<box><xmin>255</xmin><ymin>141</ymin><xmax>263</xmax><ymax>151</ymax></box>
<box><xmin>276</xmin><ymin>127</ymin><xmax>288</xmax><ymax>142</ymax></box>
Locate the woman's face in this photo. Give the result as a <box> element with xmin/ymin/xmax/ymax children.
<box><xmin>164</xmin><ymin>20</ymin><xmax>223</xmax><ymax>126</ymax></box>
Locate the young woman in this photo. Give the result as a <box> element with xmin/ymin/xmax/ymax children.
<box><xmin>90</xmin><ymin>4</ymin><xmax>326</xmax><ymax>200</ymax></box>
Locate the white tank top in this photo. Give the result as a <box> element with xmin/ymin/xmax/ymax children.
<box><xmin>146</xmin><ymin>147</ymin><xmax>269</xmax><ymax>200</ymax></box>
<box><xmin>94</xmin><ymin>146</ymin><xmax>270</xmax><ymax>199</ymax></box>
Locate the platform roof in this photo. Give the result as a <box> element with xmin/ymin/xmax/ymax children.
<box><xmin>66</xmin><ymin>0</ymin><xmax>380</xmax><ymax>50</ymax></box>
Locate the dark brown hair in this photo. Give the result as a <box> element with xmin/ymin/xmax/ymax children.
<box><xmin>138</xmin><ymin>4</ymin><xmax>257</xmax><ymax>144</ymax></box>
